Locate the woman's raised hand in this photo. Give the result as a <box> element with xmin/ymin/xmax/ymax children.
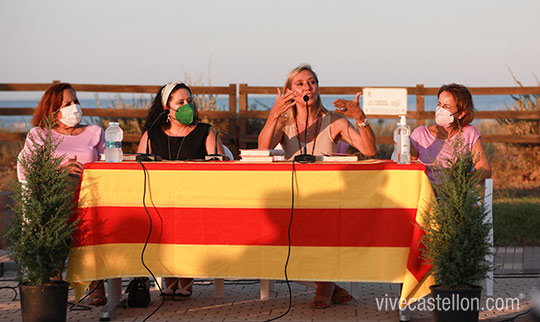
<box><xmin>269</xmin><ymin>88</ymin><xmax>297</xmax><ymax>121</ymax></box>
<box><xmin>333</xmin><ymin>92</ymin><xmax>366</xmax><ymax>121</ymax></box>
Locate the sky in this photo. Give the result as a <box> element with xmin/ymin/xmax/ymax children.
<box><xmin>1</xmin><ymin>0</ymin><xmax>540</xmax><ymax>92</ymax></box>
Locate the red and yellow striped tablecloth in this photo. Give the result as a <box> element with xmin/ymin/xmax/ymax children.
<box><xmin>66</xmin><ymin>160</ymin><xmax>434</xmax><ymax>302</ymax></box>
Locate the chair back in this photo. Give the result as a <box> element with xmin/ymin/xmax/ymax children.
<box><xmin>17</xmin><ymin>150</ymin><xmax>27</xmax><ymax>184</ymax></box>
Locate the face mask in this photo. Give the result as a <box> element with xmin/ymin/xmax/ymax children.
<box><xmin>435</xmin><ymin>106</ymin><xmax>456</xmax><ymax>128</ymax></box>
<box><xmin>174</xmin><ymin>103</ymin><xmax>195</xmax><ymax>125</ymax></box>
<box><xmin>59</xmin><ymin>104</ymin><xmax>82</xmax><ymax>127</ymax></box>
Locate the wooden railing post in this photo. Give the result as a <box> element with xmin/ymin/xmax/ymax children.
<box><xmin>238</xmin><ymin>84</ymin><xmax>248</xmax><ymax>149</ymax></box>
<box><xmin>415</xmin><ymin>84</ymin><xmax>425</xmax><ymax>127</ymax></box>
<box><xmin>227</xmin><ymin>83</ymin><xmax>239</xmax><ymax>155</ymax></box>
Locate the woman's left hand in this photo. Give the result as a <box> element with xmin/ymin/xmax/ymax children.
<box><xmin>65</xmin><ymin>156</ymin><xmax>83</xmax><ymax>176</ymax></box>
<box><xmin>333</xmin><ymin>92</ymin><xmax>366</xmax><ymax>122</ymax></box>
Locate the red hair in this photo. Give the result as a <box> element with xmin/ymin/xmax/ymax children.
<box><xmin>32</xmin><ymin>83</ymin><xmax>74</xmax><ymax>127</ymax></box>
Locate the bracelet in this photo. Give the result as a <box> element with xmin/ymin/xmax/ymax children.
<box><xmin>357</xmin><ymin>118</ymin><xmax>370</xmax><ymax>128</ymax></box>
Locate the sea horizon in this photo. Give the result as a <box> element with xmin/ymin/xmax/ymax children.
<box><xmin>0</xmin><ymin>94</ymin><xmax>518</xmax><ymax>131</ymax></box>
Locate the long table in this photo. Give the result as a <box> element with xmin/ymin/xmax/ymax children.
<box><xmin>66</xmin><ymin>160</ymin><xmax>435</xmax><ymax>317</ymax></box>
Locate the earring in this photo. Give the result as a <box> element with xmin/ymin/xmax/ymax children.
<box><xmin>167</xmin><ymin>114</ymin><xmax>171</xmax><ymax>122</ymax></box>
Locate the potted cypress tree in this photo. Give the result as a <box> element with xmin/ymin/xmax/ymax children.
<box><xmin>5</xmin><ymin>123</ymin><xmax>78</xmax><ymax>322</ymax></box>
<box><xmin>420</xmin><ymin>138</ymin><xmax>492</xmax><ymax>322</ymax></box>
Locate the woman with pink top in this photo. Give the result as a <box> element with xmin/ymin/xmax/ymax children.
<box><xmin>410</xmin><ymin>83</ymin><xmax>491</xmax><ymax>183</ymax></box>
<box><xmin>22</xmin><ymin>83</ymin><xmax>107</xmax><ymax>306</ymax></box>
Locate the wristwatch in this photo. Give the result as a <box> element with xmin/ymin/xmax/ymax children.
<box><xmin>357</xmin><ymin>118</ymin><xmax>370</xmax><ymax>128</ymax></box>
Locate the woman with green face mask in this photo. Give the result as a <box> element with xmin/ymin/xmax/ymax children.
<box><xmin>137</xmin><ymin>81</ymin><xmax>226</xmax><ymax>299</ymax></box>
<box><xmin>137</xmin><ymin>81</ymin><xmax>225</xmax><ymax>161</ymax></box>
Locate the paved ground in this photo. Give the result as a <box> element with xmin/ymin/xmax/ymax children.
<box><xmin>1</xmin><ymin>248</ymin><xmax>539</xmax><ymax>321</ymax></box>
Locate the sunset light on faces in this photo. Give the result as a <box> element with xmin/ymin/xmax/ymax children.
<box><xmin>436</xmin><ymin>91</ymin><xmax>465</xmax><ymax>130</ymax></box>
<box><xmin>166</xmin><ymin>88</ymin><xmax>192</xmax><ymax>122</ymax></box>
<box><xmin>58</xmin><ymin>89</ymin><xmax>79</xmax><ymax>126</ymax></box>
<box><xmin>437</xmin><ymin>91</ymin><xmax>463</xmax><ymax>119</ymax></box>
<box><xmin>290</xmin><ymin>70</ymin><xmax>319</xmax><ymax>108</ymax></box>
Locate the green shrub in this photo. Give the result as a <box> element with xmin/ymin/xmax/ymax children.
<box><xmin>5</xmin><ymin>122</ymin><xmax>77</xmax><ymax>285</ymax></box>
<box><xmin>420</xmin><ymin>138</ymin><xmax>492</xmax><ymax>288</ymax></box>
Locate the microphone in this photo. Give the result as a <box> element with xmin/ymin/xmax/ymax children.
<box><xmin>294</xmin><ymin>95</ymin><xmax>316</xmax><ymax>163</ymax></box>
<box><xmin>135</xmin><ymin>109</ymin><xmax>168</xmax><ymax>162</ymax></box>
<box><xmin>205</xmin><ymin>130</ymin><xmax>233</xmax><ymax>161</ymax></box>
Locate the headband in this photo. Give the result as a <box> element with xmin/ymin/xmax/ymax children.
<box><xmin>161</xmin><ymin>81</ymin><xmax>184</xmax><ymax>107</ymax></box>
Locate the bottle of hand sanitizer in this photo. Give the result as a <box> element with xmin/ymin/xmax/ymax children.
<box><xmin>397</xmin><ymin>115</ymin><xmax>410</xmax><ymax>164</ymax></box>
<box><xmin>391</xmin><ymin>116</ymin><xmax>410</xmax><ymax>164</ymax></box>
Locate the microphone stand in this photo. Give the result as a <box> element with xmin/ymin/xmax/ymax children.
<box><xmin>205</xmin><ymin>130</ymin><xmax>232</xmax><ymax>161</ymax></box>
<box><xmin>294</xmin><ymin>95</ymin><xmax>316</xmax><ymax>163</ymax></box>
<box><xmin>135</xmin><ymin>110</ymin><xmax>168</xmax><ymax>162</ymax></box>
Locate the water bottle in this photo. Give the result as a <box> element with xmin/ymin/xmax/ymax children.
<box><xmin>391</xmin><ymin>125</ymin><xmax>399</xmax><ymax>163</ymax></box>
<box><xmin>395</xmin><ymin>115</ymin><xmax>411</xmax><ymax>164</ymax></box>
<box><xmin>105</xmin><ymin>122</ymin><xmax>123</xmax><ymax>162</ymax></box>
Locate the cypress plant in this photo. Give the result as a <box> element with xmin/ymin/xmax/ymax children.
<box><xmin>420</xmin><ymin>137</ymin><xmax>492</xmax><ymax>289</ymax></box>
<box><xmin>5</xmin><ymin>122</ymin><xmax>78</xmax><ymax>285</ymax></box>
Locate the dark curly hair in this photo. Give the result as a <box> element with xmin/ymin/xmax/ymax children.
<box><xmin>142</xmin><ymin>82</ymin><xmax>200</xmax><ymax>132</ymax></box>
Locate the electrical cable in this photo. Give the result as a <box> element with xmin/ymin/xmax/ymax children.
<box><xmin>0</xmin><ymin>286</ymin><xmax>17</xmax><ymax>301</ymax></box>
<box><xmin>67</xmin><ymin>282</ymin><xmax>101</xmax><ymax>311</ymax></box>
<box><xmin>499</xmin><ymin>308</ymin><xmax>532</xmax><ymax>322</ymax></box>
<box><xmin>263</xmin><ymin>160</ymin><xmax>296</xmax><ymax>322</ymax></box>
<box><xmin>138</xmin><ymin>161</ymin><xmax>165</xmax><ymax>322</ymax></box>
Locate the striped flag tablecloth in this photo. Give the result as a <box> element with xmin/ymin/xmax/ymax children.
<box><xmin>66</xmin><ymin>160</ymin><xmax>435</xmax><ymax>303</ymax></box>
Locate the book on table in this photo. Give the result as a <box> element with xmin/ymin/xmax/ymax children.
<box><xmin>239</xmin><ymin>149</ymin><xmax>285</xmax><ymax>157</ymax></box>
<box><xmin>240</xmin><ymin>155</ymin><xmax>285</xmax><ymax>162</ymax></box>
<box><xmin>318</xmin><ymin>154</ymin><xmax>358</xmax><ymax>162</ymax></box>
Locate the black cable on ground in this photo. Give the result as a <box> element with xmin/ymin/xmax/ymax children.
<box><xmin>67</xmin><ymin>282</ymin><xmax>101</xmax><ymax>311</ymax></box>
<box><xmin>0</xmin><ymin>286</ymin><xmax>18</xmax><ymax>301</ymax></box>
<box><xmin>139</xmin><ymin>161</ymin><xmax>165</xmax><ymax>322</ymax></box>
<box><xmin>263</xmin><ymin>160</ymin><xmax>296</xmax><ymax>322</ymax></box>
<box><xmin>499</xmin><ymin>308</ymin><xmax>532</xmax><ymax>322</ymax></box>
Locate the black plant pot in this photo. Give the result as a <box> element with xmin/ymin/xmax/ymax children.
<box><xmin>430</xmin><ymin>284</ymin><xmax>482</xmax><ymax>322</ymax></box>
<box><xmin>20</xmin><ymin>281</ymin><xmax>69</xmax><ymax>322</ymax></box>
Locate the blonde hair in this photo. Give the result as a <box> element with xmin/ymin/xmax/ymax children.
<box><xmin>282</xmin><ymin>64</ymin><xmax>328</xmax><ymax>122</ymax></box>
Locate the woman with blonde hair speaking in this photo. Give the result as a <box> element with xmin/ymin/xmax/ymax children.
<box><xmin>258</xmin><ymin>64</ymin><xmax>376</xmax><ymax>309</ymax></box>
<box><xmin>258</xmin><ymin>64</ymin><xmax>376</xmax><ymax>160</ymax></box>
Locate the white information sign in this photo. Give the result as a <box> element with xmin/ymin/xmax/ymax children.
<box><xmin>362</xmin><ymin>88</ymin><xmax>407</xmax><ymax>115</ymax></box>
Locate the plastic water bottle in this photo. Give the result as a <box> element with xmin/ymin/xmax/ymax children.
<box><xmin>105</xmin><ymin>122</ymin><xmax>123</xmax><ymax>162</ymax></box>
<box><xmin>391</xmin><ymin>126</ymin><xmax>399</xmax><ymax>163</ymax></box>
<box><xmin>391</xmin><ymin>116</ymin><xmax>411</xmax><ymax>164</ymax></box>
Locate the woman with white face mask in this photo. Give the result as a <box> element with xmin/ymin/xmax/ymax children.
<box><xmin>24</xmin><ymin>83</ymin><xmax>106</xmax><ymax>177</ymax></box>
<box><xmin>22</xmin><ymin>83</ymin><xmax>107</xmax><ymax>306</ymax></box>
<box><xmin>410</xmin><ymin>83</ymin><xmax>491</xmax><ymax>182</ymax></box>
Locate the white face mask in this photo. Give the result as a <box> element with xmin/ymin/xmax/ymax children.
<box><xmin>435</xmin><ymin>106</ymin><xmax>455</xmax><ymax>128</ymax></box>
<box><xmin>59</xmin><ymin>104</ymin><xmax>82</xmax><ymax>127</ymax></box>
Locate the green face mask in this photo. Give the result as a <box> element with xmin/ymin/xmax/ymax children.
<box><xmin>174</xmin><ymin>103</ymin><xmax>195</xmax><ymax>125</ymax></box>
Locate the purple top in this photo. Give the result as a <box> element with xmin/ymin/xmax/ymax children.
<box><xmin>410</xmin><ymin>125</ymin><xmax>480</xmax><ymax>182</ymax></box>
<box><xmin>23</xmin><ymin>125</ymin><xmax>106</xmax><ymax>166</ymax></box>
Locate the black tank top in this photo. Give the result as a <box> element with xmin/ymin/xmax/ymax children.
<box><xmin>149</xmin><ymin>123</ymin><xmax>211</xmax><ymax>160</ymax></box>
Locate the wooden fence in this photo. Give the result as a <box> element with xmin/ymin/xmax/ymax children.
<box><xmin>1</xmin><ymin>82</ymin><xmax>539</xmax><ymax>151</ymax></box>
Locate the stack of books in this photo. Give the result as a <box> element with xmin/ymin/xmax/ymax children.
<box><xmin>239</xmin><ymin>149</ymin><xmax>285</xmax><ymax>162</ymax></box>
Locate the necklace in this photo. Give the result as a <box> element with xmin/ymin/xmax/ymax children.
<box><xmin>294</xmin><ymin>115</ymin><xmax>321</xmax><ymax>155</ymax></box>
<box><xmin>167</xmin><ymin>135</ymin><xmax>187</xmax><ymax>160</ymax></box>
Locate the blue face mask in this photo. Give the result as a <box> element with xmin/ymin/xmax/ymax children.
<box><xmin>174</xmin><ymin>103</ymin><xmax>195</xmax><ymax>125</ymax></box>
